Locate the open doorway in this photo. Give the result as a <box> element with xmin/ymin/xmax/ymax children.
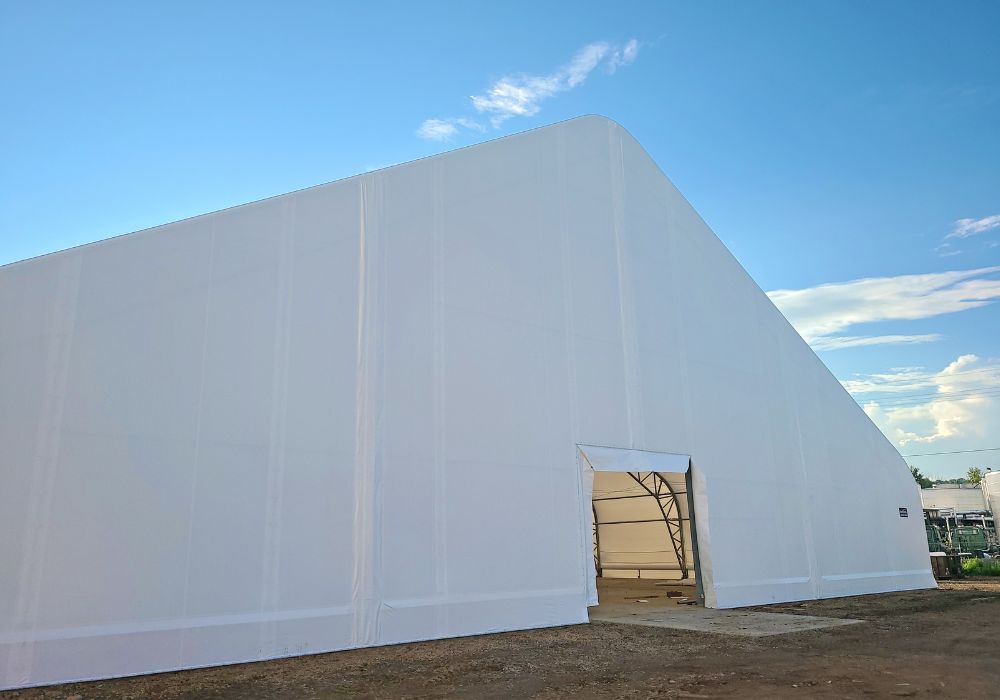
<box><xmin>578</xmin><ymin>445</ymin><xmax>703</xmax><ymax>614</ymax></box>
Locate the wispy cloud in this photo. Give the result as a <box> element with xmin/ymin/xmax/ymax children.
<box><xmin>848</xmin><ymin>355</ymin><xmax>1000</xmax><ymax>446</ymax></box>
<box><xmin>767</xmin><ymin>266</ymin><xmax>1000</xmax><ymax>350</ymax></box>
<box><xmin>606</xmin><ymin>39</ymin><xmax>640</xmax><ymax>74</ymax></box>
<box><xmin>417</xmin><ymin>39</ymin><xmax>641</xmax><ymax>140</ymax></box>
<box><xmin>934</xmin><ymin>242</ymin><xmax>962</xmax><ymax>258</ymax></box>
<box><xmin>947</xmin><ymin>214</ymin><xmax>1000</xmax><ymax>239</ymax></box>
<box><xmin>415</xmin><ymin>118</ymin><xmax>485</xmax><ymax>142</ymax></box>
<box><xmin>841</xmin><ymin>367</ymin><xmax>940</xmax><ymax>395</ymax></box>
<box><xmin>810</xmin><ymin>333</ymin><xmax>942</xmax><ymax>351</ymax></box>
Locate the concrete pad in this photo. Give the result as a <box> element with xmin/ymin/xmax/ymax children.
<box><xmin>589</xmin><ymin>606</ymin><xmax>863</xmax><ymax>637</ymax></box>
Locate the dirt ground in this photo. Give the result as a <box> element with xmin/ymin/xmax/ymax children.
<box><xmin>4</xmin><ymin>578</ymin><xmax>1000</xmax><ymax>699</ymax></box>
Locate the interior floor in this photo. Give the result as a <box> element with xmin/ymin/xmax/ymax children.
<box><xmin>589</xmin><ymin>576</ymin><xmax>701</xmax><ymax>616</ymax></box>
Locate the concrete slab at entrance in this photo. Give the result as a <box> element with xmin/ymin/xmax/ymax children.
<box><xmin>589</xmin><ymin>578</ymin><xmax>862</xmax><ymax>637</ymax></box>
<box><xmin>589</xmin><ymin>606</ymin><xmax>863</xmax><ymax>637</ymax></box>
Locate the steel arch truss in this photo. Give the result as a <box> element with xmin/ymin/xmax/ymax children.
<box><xmin>625</xmin><ymin>471</ymin><xmax>688</xmax><ymax>578</ymax></box>
<box><xmin>592</xmin><ymin>503</ymin><xmax>602</xmax><ymax>577</ymax></box>
<box><xmin>591</xmin><ymin>471</ymin><xmax>689</xmax><ymax>579</ymax></box>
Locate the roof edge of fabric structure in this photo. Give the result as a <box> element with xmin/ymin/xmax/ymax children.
<box><xmin>0</xmin><ymin>114</ymin><xmax>631</xmax><ymax>272</ymax></box>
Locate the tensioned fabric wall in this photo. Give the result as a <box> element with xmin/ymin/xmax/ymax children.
<box><xmin>0</xmin><ymin>116</ymin><xmax>934</xmax><ymax>689</ymax></box>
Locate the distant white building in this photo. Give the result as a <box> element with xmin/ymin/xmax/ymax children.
<box><xmin>920</xmin><ymin>483</ymin><xmax>988</xmax><ymax>512</ymax></box>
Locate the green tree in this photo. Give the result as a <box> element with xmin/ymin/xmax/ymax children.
<box><xmin>910</xmin><ymin>465</ymin><xmax>933</xmax><ymax>489</ymax></box>
<box><xmin>967</xmin><ymin>467</ymin><xmax>983</xmax><ymax>485</ymax></box>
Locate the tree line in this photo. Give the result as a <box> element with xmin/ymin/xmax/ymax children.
<box><xmin>910</xmin><ymin>465</ymin><xmax>985</xmax><ymax>489</ymax></box>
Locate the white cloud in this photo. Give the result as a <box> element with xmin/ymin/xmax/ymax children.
<box><xmin>416</xmin><ymin>117</ymin><xmax>485</xmax><ymax>141</ymax></box>
<box><xmin>841</xmin><ymin>367</ymin><xmax>938</xmax><ymax>395</ymax></box>
<box><xmin>417</xmin><ymin>119</ymin><xmax>459</xmax><ymax>141</ymax></box>
<box><xmin>851</xmin><ymin>355</ymin><xmax>1000</xmax><ymax>446</ymax></box>
<box><xmin>947</xmin><ymin>214</ymin><xmax>1000</xmax><ymax>239</ymax></box>
<box><xmin>935</xmin><ymin>242</ymin><xmax>962</xmax><ymax>258</ymax></box>
<box><xmin>419</xmin><ymin>39</ymin><xmax>641</xmax><ymax>139</ymax></box>
<box><xmin>470</xmin><ymin>75</ymin><xmax>563</xmax><ymax>125</ymax></box>
<box><xmin>470</xmin><ymin>41</ymin><xmax>621</xmax><ymax>126</ymax></box>
<box><xmin>563</xmin><ymin>41</ymin><xmax>612</xmax><ymax>87</ymax></box>
<box><xmin>809</xmin><ymin>333</ymin><xmax>942</xmax><ymax>351</ymax></box>
<box><xmin>767</xmin><ymin>266</ymin><xmax>1000</xmax><ymax>350</ymax></box>
<box><xmin>606</xmin><ymin>39</ymin><xmax>640</xmax><ymax>73</ymax></box>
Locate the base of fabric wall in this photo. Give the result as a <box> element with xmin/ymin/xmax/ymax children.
<box><xmin>818</xmin><ymin>570</ymin><xmax>937</xmax><ymax>600</ymax></box>
<box><xmin>710</xmin><ymin>569</ymin><xmax>936</xmax><ymax>609</ymax></box>
<box><xmin>0</xmin><ymin>591</ymin><xmax>588</xmax><ymax>691</ymax></box>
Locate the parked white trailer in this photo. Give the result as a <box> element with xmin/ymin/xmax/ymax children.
<box><xmin>0</xmin><ymin>116</ymin><xmax>934</xmax><ymax>689</ymax></box>
<box><xmin>981</xmin><ymin>471</ymin><xmax>1000</xmax><ymax>519</ymax></box>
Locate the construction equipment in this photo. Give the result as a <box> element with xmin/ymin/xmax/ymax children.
<box><xmin>925</xmin><ymin>521</ymin><xmax>947</xmax><ymax>553</ymax></box>
<box><xmin>952</xmin><ymin>526</ymin><xmax>991</xmax><ymax>556</ymax></box>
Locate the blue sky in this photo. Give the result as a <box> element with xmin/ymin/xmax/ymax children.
<box><xmin>2</xmin><ymin>1</ymin><xmax>998</xmax><ymax>478</ymax></box>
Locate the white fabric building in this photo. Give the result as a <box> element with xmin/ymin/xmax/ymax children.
<box><xmin>0</xmin><ymin>116</ymin><xmax>934</xmax><ymax>689</ymax></box>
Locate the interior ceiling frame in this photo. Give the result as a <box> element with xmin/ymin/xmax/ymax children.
<box><xmin>591</xmin><ymin>471</ymin><xmax>688</xmax><ymax>579</ymax></box>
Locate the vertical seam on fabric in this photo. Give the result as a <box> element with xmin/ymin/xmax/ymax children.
<box><xmin>6</xmin><ymin>254</ymin><xmax>80</xmax><ymax>685</ymax></box>
<box><xmin>608</xmin><ymin>123</ymin><xmax>643</xmax><ymax>448</ymax></box>
<box><xmin>431</xmin><ymin>161</ymin><xmax>449</xmax><ymax>634</ymax></box>
<box><xmin>788</xmin><ymin>344</ymin><xmax>820</xmax><ymax>599</ymax></box>
<box><xmin>371</xmin><ymin>177</ymin><xmax>387</xmax><ymax>641</ymax></box>
<box><xmin>259</xmin><ymin>200</ymin><xmax>296</xmax><ymax>656</ymax></box>
<box><xmin>352</xmin><ymin>178</ymin><xmax>371</xmax><ymax>646</ymax></box>
<box><xmin>178</xmin><ymin>220</ymin><xmax>217</xmax><ymax>663</ymax></box>
<box><xmin>556</xmin><ymin>131</ymin><xmax>588</xmax><ymax>609</ymax></box>
<box><xmin>352</xmin><ymin>175</ymin><xmax>385</xmax><ymax>646</ymax></box>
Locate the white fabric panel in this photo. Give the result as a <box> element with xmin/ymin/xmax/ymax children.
<box><xmin>0</xmin><ymin>115</ymin><xmax>934</xmax><ymax>690</ymax></box>
<box><xmin>579</xmin><ymin>444</ymin><xmax>689</xmax><ymax>473</ymax></box>
<box><xmin>581</xmin><ymin>467</ymin><xmax>599</xmax><ymax>606</ymax></box>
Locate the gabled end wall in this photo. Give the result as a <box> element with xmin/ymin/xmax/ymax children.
<box><xmin>588</xmin><ymin>115</ymin><xmax>934</xmax><ymax>607</ymax></box>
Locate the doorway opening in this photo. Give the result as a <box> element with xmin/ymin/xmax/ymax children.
<box><xmin>578</xmin><ymin>445</ymin><xmax>703</xmax><ymax>613</ymax></box>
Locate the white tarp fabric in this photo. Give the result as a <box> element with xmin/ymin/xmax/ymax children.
<box><xmin>0</xmin><ymin>115</ymin><xmax>934</xmax><ymax>689</ymax></box>
<box><xmin>578</xmin><ymin>444</ymin><xmax>689</xmax><ymax>473</ymax></box>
